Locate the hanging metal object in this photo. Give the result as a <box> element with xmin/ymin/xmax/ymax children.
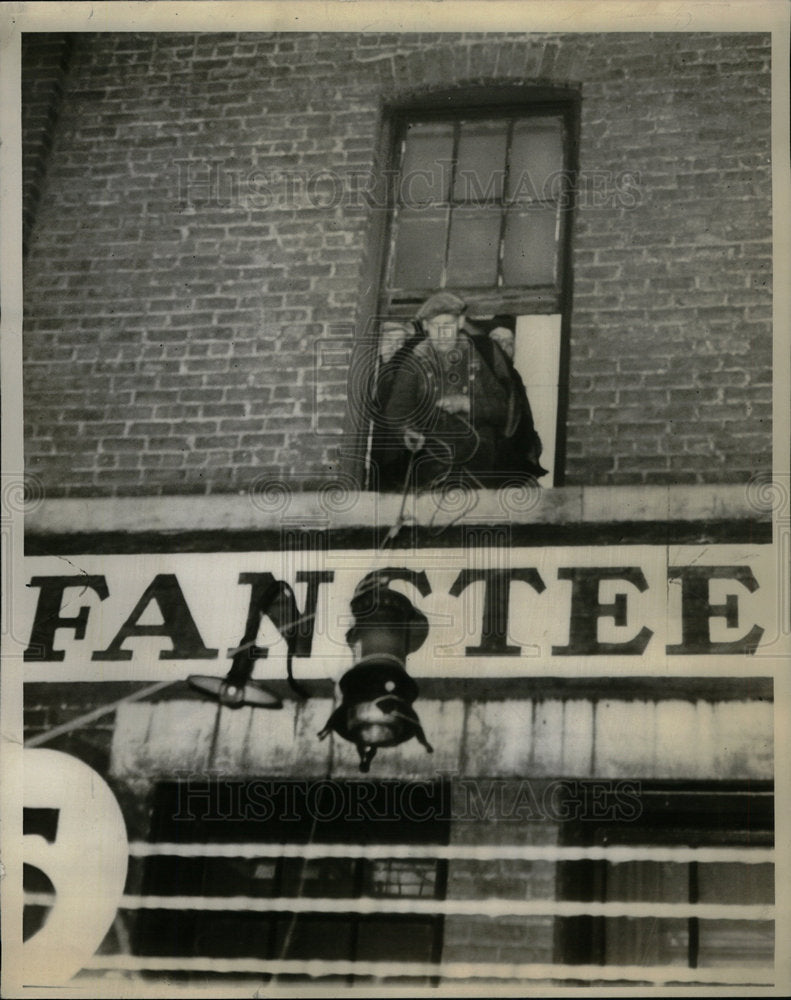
<box><xmin>188</xmin><ymin>577</ymin><xmax>308</xmax><ymax>710</ymax></box>
<box><xmin>318</xmin><ymin>579</ymin><xmax>432</xmax><ymax>773</ymax></box>
<box><xmin>187</xmin><ymin>672</ymin><xmax>282</xmax><ymax>709</ymax></box>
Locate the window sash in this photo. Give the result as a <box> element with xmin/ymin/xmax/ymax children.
<box><xmin>385</xmin><ymin>108</ymin><xmax>572</xmax><ymax>308</ymax></box>
<box><xmin>133</xmin><ymin>779</ymin><xmax>449</xmax><ymax>977</ymax></box>
<box><xmin>554</xmin><ymin>786</ymin><xmax>774</xmax><ymax>972</ymax></box>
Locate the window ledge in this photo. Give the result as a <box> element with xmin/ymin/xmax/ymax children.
<box><xmin>25</xmin><ymin>484</ymin><xmax>770</xmax><ymax>537</ymax></box>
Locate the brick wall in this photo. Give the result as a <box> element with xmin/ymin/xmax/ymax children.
<box><xmin>21</xmin><ymin>33</ymin><xmax>74</xmax><ymax>253</ymax></box>
<box><xmin>443</xmin><ymin>781</ymin><xmax>558</xmax><ymax>966</ymax></box>
<box><xmin>24</xmin><ymin>681</ymin><xmax>136</xmax><ymax>776</ymax></box>
<box><xmin>22</xmin><ymin>31</ymin><xmax>772</xmax><ymax>495</ymax></box>
<box><xmin>568</xmin><ymin>33</ymin><xmax>772</xmax><ymax>486</ymax></box>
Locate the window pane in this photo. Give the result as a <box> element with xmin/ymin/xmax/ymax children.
<box><xmin>273</xmin><ymin>916</ymin><xmax>355</xmax><ymax>960</ymax></box>
<box><xmin>508</xmin><ymin>117</ymin><xmax>564</xmax><ymax>203</ymax></box>
<box><xmin>502</xmin><ymin>204</ymin><xmax>558</xmax><ymax>285</ymax></box>
<box><xmin>697</xmin><ymin>863</ymin><xmax>774</xmax><ymax>903</ymax></box>
<box><xmin>603</xmin><ymin>862</ymin><xmax>689</xmax><ymax>966</ymax></box>
<box><xmin>401</xmin><ymin>122</ymin><xmax>454</xmax><ymax>205</ymax></box>
<box><xmin>606</xmin><ymin>861</ymin><xmax>688</xmax><ymax>902</ymax></box>
<box><xmin>193</xmin><ymin>912</ymin><xmax>276</xmax><ymax>958</ymax></box>
<box><xmin>356</xmin><ymin>917</ymin><xmax>437</xmax><ymax>963</ymax></box>
<box><xmin>698</xmin><ymin>920</ymin><xmax>774</xmax><ymax>967</ymax></box>
<box><xmin>697</xmin><ymin>862</ymin><xmax>774</xmax><ymax>968</ymax></box>
<box><xmin>452</xmin><ymin>121</ymin><xmax>508</xmax><ymax>203</ymax></box>
<box><xmin>446</xmin><ymin>206</ymin><xmax>501</xmax><ymax>286</ymax></box>
<box><xmin>605</xmin><ymin>918</ymin><xmax>689</xmax><ymax>966</ymax></box>
<box><xmin>369</xmin><ymin>859</ymin><xmax>438</xmax><ymax>898</ymax></box>
<box><xmin>392</xmin><ymin>207</ymin><xmax>449</xmax><ymax>288</ymax></box>
<box><xmin>279</xmin><ymin>858</ymin><xmax>358</xmax><ymax>897</ymax></box>
<box><xmin>601</xmin><ymin>859</ymin><xmax>775</xmax><ymax>969</ymax></box>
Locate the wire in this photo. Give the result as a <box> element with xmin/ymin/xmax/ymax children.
<box><xmin>126</xmin><ymin>842</ymin><xmax>775</xmax><ymax>864</ymax></box>
<box><xmin>270</xmin><ymin>746</ymin><xmax>334</xmax><ymax>984</ymax></box>
<box><xmin>24</xmin><ymin>680</ymin><xmax>178</xmax><ymax>748</ymax></box>
<box><xmin>379</xmin><ymin>448</ymin><xmax>417</xmax><ymax>548</ymax></box>
<box><xmin>78</xmin><ymin>955</ymin><xmax>775</xmax><ymax>985</ymax></box>
<box><xmin>23</xmin><ymin>891</ymin><xmax>774</xmax><ymax>922</ymax></box>
<box><xmin>273</xmin><ymin>810</ymin><xmax>319</xmax><ymax>981</ymax></box>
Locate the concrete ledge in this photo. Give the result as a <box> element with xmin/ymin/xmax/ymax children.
<box><xmin>110</xmin><ymin>695</ymin><xmax>773</xmax><ymax>781</ymax></box>
<box><xmin>25</xmin><ymin>485</ymin><xmax>769</xmax><ymax>535</ymax></box>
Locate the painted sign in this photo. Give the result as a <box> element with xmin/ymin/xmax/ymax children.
<box><xmin>21</xmin><ymin>544</ymin><xmax>778</xmax><ymax>683</ymax></box>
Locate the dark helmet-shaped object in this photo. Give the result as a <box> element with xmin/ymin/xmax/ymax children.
<box><xmin>318</xmin><ymin>581</ymin><xmax>432</xmax><ymax>772</ymax></box>
<box><xmin>318</xmin><ymin>660</ymin><xmax>433</xmax><ymax>772</ymax></box>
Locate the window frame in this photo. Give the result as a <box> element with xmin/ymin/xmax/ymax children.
<box><xmin>382</xmin><ymin>98</ymin><xmax>579</xmax><ymax>317</ymax></box>
<box><xmin>133</xmin><ymin>778</ymin><xmax>450</xmax><ymax>983</ymax></box>
<box><xmin>553</xmin><ymin>781</ymin><xmax>775</xmax><ymax>972</ymax></box>
<box><xmin>346</xmin><ymin>85</ymin><xmax>580</xmax><ymax>490</ymax></box>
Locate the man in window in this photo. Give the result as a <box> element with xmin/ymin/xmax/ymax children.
<box><xmin>374</xmin><ymin>292</ymin><xmax>547</xmax><ymax>490</ymax></box>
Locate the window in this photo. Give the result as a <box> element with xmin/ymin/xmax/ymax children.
<box><xmin>554</xmin><ymin>784</ymin><xmax>774</xmax><ymax>979</ymax></box>
<box><xmin>367</xmin><ymin>91</ymin><xmax>579</xmax><ymax>488</ymax></box>
<box><xmin>385</xmin><ymin>109</ymin><xmax>574</xmax><ymax>311</ymax></box>
<box><xmin>134</xmin><ymin>779</ymin><xmax>449</xmax><ymax>984</ymax></box>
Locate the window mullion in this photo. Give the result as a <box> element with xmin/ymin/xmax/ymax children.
<box><xmin>346</xmin><ymin>858</ymin><xmax>366</xmax><ymax>985</ymax></box>
<box><xmin>440</xmin><ymin>121</ymin><xmax>461</xmax><ymax>289</ymax></box>
<box><xmin>688</xmin><ymin>860</ymin><xmax>700</xmax><ymax>969</ymax></box>
<box><xmin>385</xmin><ymin>127</ymin><xmax>410</xmax><ymax>306</ymax></box>
<box><xmin>265</xmin><ymin>859</ymin><xmax>286</xmax><ymax>964</ymax></box>
<box><xmin>494</xmin><ymin>117</ymin><xmax>515</xmax><ymax>289</ymax></box>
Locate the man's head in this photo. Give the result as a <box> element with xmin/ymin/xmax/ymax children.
<box><xmin>416</xmin><ymin>292</ymin><xmax>466</xmax><ymax>348</ymax></box>
<box><xmin>379</xmin><ymin>320</ymin><xmax>412</xmax><ymax>363</ymax></box>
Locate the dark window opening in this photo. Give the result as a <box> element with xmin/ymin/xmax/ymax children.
<box><xmin>134</xmin><ymin>779</ymin><xmax>450</xmax><ymax>984</ymax></box>
<box><xmin>554</xmin><ymin>783</ymin><xmax>774</xmax><ymax>980</ymax></box>
<box><xmin>361</xmin><ymin>92</ymin><xmax>579</xmax><ymax>490</ymax></box>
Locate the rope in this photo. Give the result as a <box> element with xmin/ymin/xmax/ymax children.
<box><xmin>271</xmin><ymin>733</ymin><xmax>335</xmax><ymax>983</ymax></box>
<box><xmin>215</xmin><ymin>508</ymin><xmax>418</xmax><ymax>660</ymax></box>
<box><xmin>274</xmin><ymin>810</ymin><xmax>320</xmax><ymax>977</ymax></box>
<box><xmin>24</xmin><ymin>892</ymin><xmax>774</xmax><ymax>921</ymax></box>
<box><xmin>418</xmin><ymin>416</ymin><xmax>487</xmax><ymax>535</ymax></box>
<box><xmin>126</xmin><ymin>842</ymin><xmax>775</xmax><ymax>865</ymax></box>
<box><xmin>380</xmin><ymin>448</ymin><xmax>417</xmax><ymax>547</ymax></box>
<box><xmin>80</xmin><ymin>955</ymin><xmax>774</xmax><ymax>985</ymax></box>
<box><xmin>24</xmin><ymin>680</ymin><xmax>177</xmax><ymax>748</ymax></box>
